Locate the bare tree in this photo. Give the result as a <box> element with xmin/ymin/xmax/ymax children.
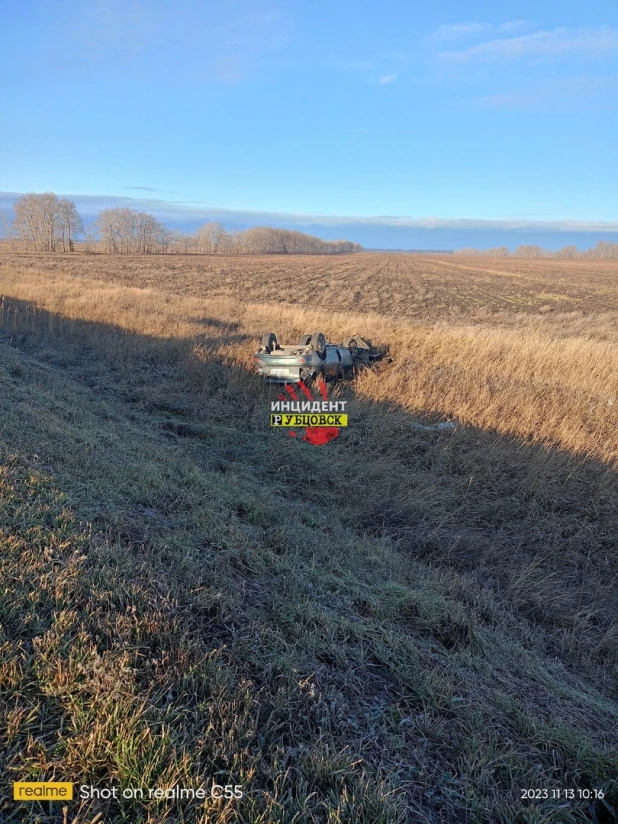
<box><xmin>585</xmin><ymin>240</ymin><xmax>618</xmax><ymax>259</ymax></box>
<box><xmin>97</xmin><ymin>207</ymin><xmax>164</xmax><ymax>253</ymax></box>
<box><xmin>195</xmin><ymin>222</ymin><xmax>226</xmax><ymax>253</ymax></box>
<box><xmin>182</xmin><ymin>232</ymin><xmax>196</xmax><ymax>254</ymax></box>
<box><xmin>514</xmin><ymin>245</ymin><xmax>545</xmax><ymax>257</ymax></box>
<box><xmin>57</xmin><ymin>199</ymin><xmax>84</xmax><ymax>251</ymax></box>
<box><xmin>156</xmin><ymin>225</ymin><xmax>175</xmax><ymax>254</ymax></box>
<box><xmin>97</xmin><ymin>208</ymin><xmax>123</xmax><ymax>252</ymax></box>
<box><xmin>12</xmin><ymin>193</ymin><xmax>84</xmax><ymax>252</ymax></box>
<box><xmin>164</xmin><ymin>229</ymin><xmax>183</xmax><ymax>254</ymax></box>
<box><xmin>238</xmin><ymin>227</ymin><xmax>272</xmax><ymax>254</ymax></box>
<box><xmin>173</xmin><ymin>232</ymin><xmax>194</xmax><ymax>254</ymax></box>
<box><xmin>83</xmin><ymin>229</ymin><xmax>98</xmax><ymax>253</ymax></box>
<box><xmin>455</xmin><ymin>242</ymin><xmax>618</xmax><ymax>258</ymax></box>
<box><xmin>98</xmin><ymin>208</ymin><xmax>134</xmax><ymax>253</ymax></box>
<box><xmin>555</xmin><ymin>245</ymin><xmax>579</xmax><ymax>259</ymax></box>
<box><xmin>13</xmin><ymin>192</ymin><xmax>60</xmax><ymax>251</ymax></box>
<box><xmin>231</xmin><ymin>226</ymin><xmax>362</xmax><ymax>255</ymax></box>
<box><xmin>135</xmin><ymin>211</ymin><xmax>164</xmax><ymax>253</ymax></box>
<box><xmin>220</xmin><ymin>228</ymin><xmax>240</xmax><ymax>253</ymax></box>
<box><xmin>12</xmin><ymin>200</ymin><xmax>361</xmax><ymax>257</ymax></box>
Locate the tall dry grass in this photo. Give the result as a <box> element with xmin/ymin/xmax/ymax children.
<box><xmin>1</xmin><ymin>266</ymin><xmax>617</xmax><ymax>466</ymax></box>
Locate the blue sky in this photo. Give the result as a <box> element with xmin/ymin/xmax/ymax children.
<box><xmin>1</xmin><ymin>0</ymin><xmax>618</xmax><ymax>249</ymax></box>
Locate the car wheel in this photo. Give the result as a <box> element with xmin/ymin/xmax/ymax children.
<box><xmin>310</xmin><ymin>331</ymin><xmax>326</xmax><ymax>359</ymax></box>
<box><xmin>300</xmin><ymin>333</ymin><xmax>313</xmax><ymax>346</ymax></box>
<box><xmin>260</xmin><ymin>332</ymin><xmax>278</xmax><ymax>353</ymax></box>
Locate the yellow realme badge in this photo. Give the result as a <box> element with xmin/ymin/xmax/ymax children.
<box><xmin>14</xmin><ymin>782</ymin><xmax>73</xmax><ymax>801</ymax></box>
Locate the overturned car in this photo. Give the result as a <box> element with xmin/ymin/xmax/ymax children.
<box><xmin>254</xmin><ymin>331</ymin><xmax>382</xmax><ymax>383</ymax></box>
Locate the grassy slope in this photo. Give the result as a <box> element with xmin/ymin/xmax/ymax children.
<box><xmin>0</xmin><ymin>257</ymin><xmax>617</xmax><ymax>823</ymax></box>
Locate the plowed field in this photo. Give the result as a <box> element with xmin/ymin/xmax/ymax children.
<box><xmin>6</xmin><ymin>251</ymin><xmax>618</xmax><ymax>323</ymax></box>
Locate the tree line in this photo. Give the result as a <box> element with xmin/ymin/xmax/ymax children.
<box><xmin>454</xmin><ymin>242</ymin><xmax>618</xmax><ymax>259</ymax></box>
<box><xmin>3</xmin><ymin>193</ymin><xmax>84</xmax><ymax>252</ymax></box>
<box><xmin>0</xmin><ymin>193</ymin><xmax>362</xmax><ymax>255</ymax></box>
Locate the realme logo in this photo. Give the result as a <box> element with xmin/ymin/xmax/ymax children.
<box><xmin>14</xmin><ymin>782</ymin><xmax>73</xmax><ymax>800</ymax></box>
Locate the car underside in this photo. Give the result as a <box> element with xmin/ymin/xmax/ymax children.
<box><xmin>254</xmin><ymin>331</ymin><xmax>381</xmax><ymax>383</ymax></box>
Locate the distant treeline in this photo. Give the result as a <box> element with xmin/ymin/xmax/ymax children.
<box><xmin>0</xmin><ymin>193</ymin><xmax>363</xmax><ymax>255</ymax></box>
<box><xmin>455</xmin><ymin>243</ymin><xmax>618</xmax><ymax>259</ymax></box>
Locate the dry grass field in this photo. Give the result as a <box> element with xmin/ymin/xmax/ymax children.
<box><xmin>0</xmin><ymin>250</ymin><xmax>617</xmax><ymax>823</ymax></box>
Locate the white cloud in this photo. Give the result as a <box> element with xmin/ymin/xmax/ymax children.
<box><xmin>499</xmin><ymin>21</ymin><xmax>527</xmax><ymax>33</ymax></box>
<box><xmin>434</xmin><ymin>22</ymin><xmax>488</xmax><ymax>40</ymax></box>
<box><xmin>433</xmin><ymin>21</ymin><xmax>526</xmax><ymax>41</ymax></box>
<box><xmin>124</xmin><ymin>186</ymin><xmax>171</xmax><ymax>192</ymax></box>
<box><xmin>332</xmin><ymin>217</ymin><xmax>618</xmax><ymax>232</ymax></box>
<box><xmin>441</xmin><ymin>26</ymin><xmax>618</xmax><ymax>62</ymax></box>
<box><xmin>378</xmin><ymin>73</ymin><xmax>398</xmax><ymax>84</ymax></box>
<box><xmin>2</xmin><ymin>192</ymin><xmax>618</xmax><ymax>235</ymax></box>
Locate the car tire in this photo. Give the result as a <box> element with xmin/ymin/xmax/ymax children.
<box><xmin>300</xmin><ymin>333</ymin><xmax>313</xmax><ymax>346</ymax></box>
<box><xmin>310</xmin><ymin>331</ymin><xmax>326</xmax><ymax>359</ymax></box>
<box><xmin>260</xmin><ymin>332</ymin><xmax>278</xmax><ymax>353</ymax></box>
